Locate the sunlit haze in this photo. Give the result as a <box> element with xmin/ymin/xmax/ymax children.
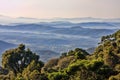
<box><xmin>0</xmin><ymin>0</ymin><xmax>120</xmax><ymax>18</ymax></box>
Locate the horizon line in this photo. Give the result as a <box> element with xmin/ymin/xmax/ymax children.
<box><xmin>0</xmin><ymin>14</ymin><xmax>120</xmax><ymax>20</ymax></box>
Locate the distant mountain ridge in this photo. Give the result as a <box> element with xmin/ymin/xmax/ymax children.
<box><xmin>0</xmin><ymin>16</ymin><xmax>120</xmax><ymax>62</ymax></box>
<box><xmin>78</xmin><ymin>22</ymin><xmax>115</xmax><ymax>27</ymax></box>
<box><xmin>0</xmin><ymin>14</ymin><xmax>120</xmax><ymax>24</ymax></box>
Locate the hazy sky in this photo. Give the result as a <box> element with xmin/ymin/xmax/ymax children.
<box><xmin>0</xmin><ymin>0</ymin><xmax>120</xmax><ymax>18</ymax></box>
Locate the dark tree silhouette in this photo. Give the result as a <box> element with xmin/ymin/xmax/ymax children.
<box><xmin>2</xmin><ymin>44</ymin><xmax>42</xmax><ymax>74</ymax></box>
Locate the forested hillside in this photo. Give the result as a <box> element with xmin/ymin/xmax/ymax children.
<box><xmin>1</xmin><ymin>30</ymin><xmax>120</xmax><ymax>80</ymax></box>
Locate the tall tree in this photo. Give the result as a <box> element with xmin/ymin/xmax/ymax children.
<box><xmin>2</xmin><ymin>44</ymin><xmax>43</xmax><ymax>74</ymax></box>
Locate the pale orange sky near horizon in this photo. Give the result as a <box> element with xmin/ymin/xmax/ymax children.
<box><xmin>0</xmin><ymin>0</ymin><xmax>120</xmax><ymax>18</ymax></box>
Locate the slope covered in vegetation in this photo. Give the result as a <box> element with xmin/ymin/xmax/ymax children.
<box><xmin>1</xmin><ymin>30</ymin><xmax>120</xmax><ymax>80</ymax></box>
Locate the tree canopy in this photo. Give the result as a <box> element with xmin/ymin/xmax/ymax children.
<box><xmin>1</xmin><ymin>30</ymin><xmax>120</xmax><ymax>80</ymax></box>
<box><xmin>2</xmin><ymin>44</ymin><xmax>43</xmax><ymax>74</ymax></box>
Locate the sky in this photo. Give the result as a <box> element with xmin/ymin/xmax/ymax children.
<box><xmin>0</xmin><ymin>0</ymin><xmax>120</xmax><ymax>18</ymax></box>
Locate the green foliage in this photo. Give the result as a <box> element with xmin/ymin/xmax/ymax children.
<box><xmin>66</xmin><ymin>60</ymin><xmax>89</xmax><ymax>74</ymax></box>
<box><xmin>42</xmin><ymin>58</ymin><xmax>59</xmax><ymax>73</ymax></box>
<box><xmin>2</xmin><ymin>44</ymin><xmax>41</xmax><ymax>74</ymax></box>
<box><xmin>109</xmin><ymin>73</ymin><xmax>120</xmax><ymax>80</ymax></box>
<box><xmin>75</xmin><ymin>52</ymin><xmax>85</xmax><ymax>59</ymax></box>
<box><xmin>48</xmin><ymin>72</ymin><xmax>68</xmax><ymax>80</ymax></box>
<box><xmin>22</xmin><ymin>60</ymin><xmax>44</xmax><ymax>79</ymax></box>
<box><xmin>116</xmin><ymin>39</ymin><xmax>120</xmax><ymax>47</ymax></box>
<box><xmin>85</xmin><ymin>60</ymin><xmax>103</xmax><ymax>71</ymax></box>
<box><xmin>67</xmin><ymin>48</ymin><xmax>89</xmax><ymax>56</ymax></box>
<box><xmin>15</xmin><ymin>73</ymin><xmax>25</xmax><ymax>80</ymax></box>
<box><xmin>60</xmin><ymin>52</ymin><xmax>67</xmax><ymax>58</ymax></box>
<box><xmin>0</xmin><ymin>67</ymin><xmax>8</xmax><ymax>75</ymax></box>
<box><xmin>115</xmin><ymin>64</ymin><xmax>120</xmax><ymax>72</ymax></box>
<box><xmin>1</xmin><ymin>30</ymin><xmax>120</xmax><ymax>80</ymax></box>
<box><xmin>29</xmin><ymin>70</ymin><xmax>41</xmax><ymax>80</ymax></box>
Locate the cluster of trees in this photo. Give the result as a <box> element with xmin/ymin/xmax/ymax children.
<box><xmin>0</xmin><ymin>30</ymin><xmax>120</xmax><ymax>80</ymax></box>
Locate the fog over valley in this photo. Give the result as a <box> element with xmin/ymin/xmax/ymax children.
<box><xmin>0</xmin><ymin>17</ymin><xmax>119</xmax><ymax>61</ymax></box>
